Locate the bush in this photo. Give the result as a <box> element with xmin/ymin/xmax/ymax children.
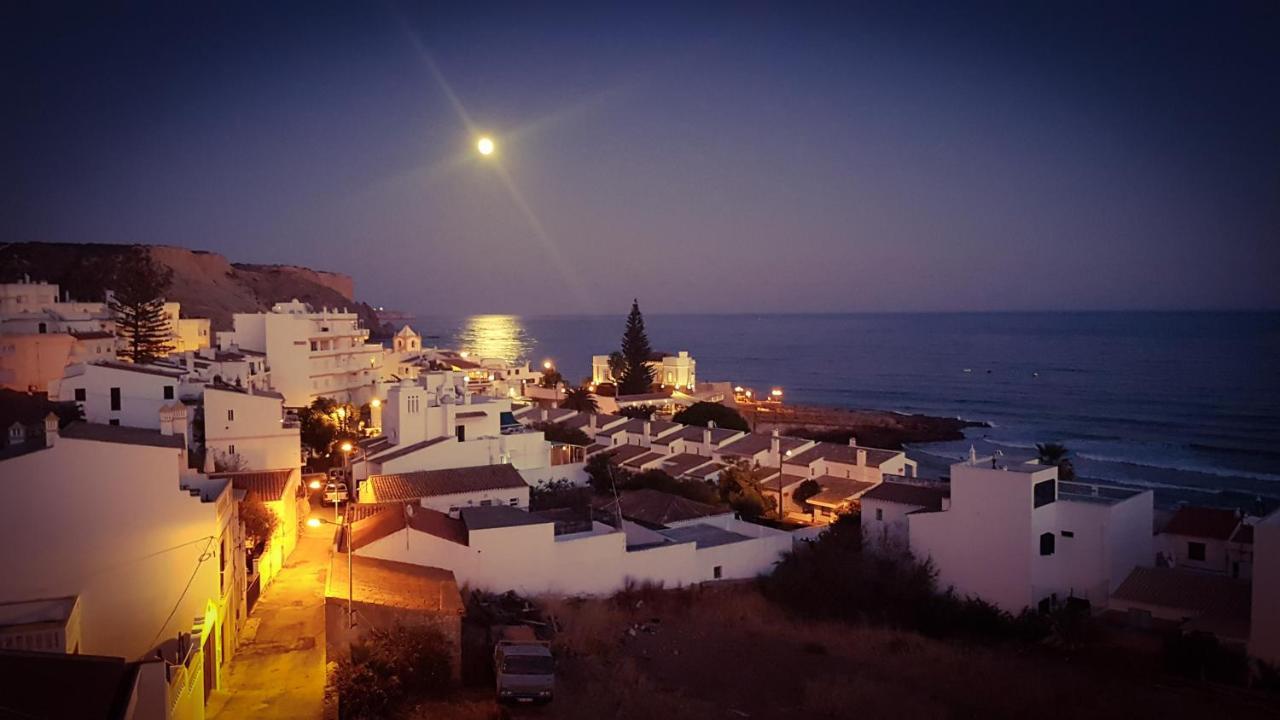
<box><xmin>529</xmin><ymin>420</ymin><xmax>591</xmax><ymax>447</ymax></box>
<box><xmin>585</xmin><ymin>453</ymin><xmax>622</xmax><ymax>495</ymax></box>
<box><xmin>759</xmin><ymin>514</ymin><xmax>1050</xmax><ymax>644</ymax></box>
<box><xmin>792</xmin><ymin>479</ymin><xmax>822</xmax><ymax>506</ymax></box>
<box><xmin>531</xmin><ymin>478</ymin><xmax>592</xmax><ymax>512</ymax></box>
<box><xmin>239</xmin><ymin>501</ymin><xmax>278</xmax><ymax>549</ymax></box>
<box><xmin>335</xmin><ymin>623</ymin><xmax>453</xmax><ymax>719</ymax></box>
<box><xmin>617</xmin><ymin>404</ymin><xmax>658</xmax><ymax>420</ymax></box>
<box><xmin>672</xmin><ymin>401</ymin><xmax>750</xmax><ymax>432</ymax></box>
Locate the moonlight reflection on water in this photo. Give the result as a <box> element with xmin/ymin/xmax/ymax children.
<box><xmin>455</xmin><ymin>314</ymin><xmax>533</xmax><ymax>362</ymax></box>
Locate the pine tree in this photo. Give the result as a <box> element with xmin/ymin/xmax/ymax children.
<box><xmin>617</xmin><ymin>299</ymin><xmax>655</xmax><ymax>395</ymax></box>
<box><xmin>109</xmin><ymin>247</ymin><xmax>174</xmax><ymax>364</ymax></box>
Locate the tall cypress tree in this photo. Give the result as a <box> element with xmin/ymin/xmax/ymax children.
<box><xmin>109</xmin><ymin>247</ymin><xmax>174</xmax><ymax>364</ymax></box>
<box><xmin>617</xmin><ymin>299</ymin><xmax>655</xmax><ymax>395</ymax></box>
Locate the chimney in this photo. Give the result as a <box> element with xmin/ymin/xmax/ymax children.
<box><xmin>848</xmin><ymin>436</ymin><xmax>857</xmax><ymax>448</ymax></box>
<box><xmin>159</xmin><ymin>404</ymin><xmax>176</xmax><ymax>436</ymax></box>
<box><xmin>43</xmin><ymin>413</ymin><xmax>58</xmax><ymax>448</ymax></box>
<box><xmin>541</xmin><ymin>408</ymin><xmax>549</xmax><ymax>422</ymax></box>
<box><xmin>703</xmin><ymin>423</ymin><xmax>713</xmax><ymax>449</ymax></box>
<box><xmin>857</xmin><ymin>449</ymin><xmax>867</xmax><ymax>466</ymax></box>
<box><xmin>770</xmin><ymin>428</ymin><xmax>780</xmax><ymax>456</ymax></box>
<box><xmin>464</xmin><ymin>392</ymin><xmax>472</xmax><ymax>406</ymax></box>
<box><xmin>589</xmin><ymin>413</ymin><xmax>598</xmax><ymax>432</ymax></box>
<box><xmin>643</xmin><ymin>421</ymin><xmax>651</xmax><ymax>443</ymax></box>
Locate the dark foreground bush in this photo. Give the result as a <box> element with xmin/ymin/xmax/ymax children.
<box><xmin>759</xmin><ymin>514</ymin><xmax>1051</xmax><ymax>644</ymax></box>
<box><xmin>335</xmin><ymin>624</ymin><xmax>453</xmax><ymax>719</ymax></box>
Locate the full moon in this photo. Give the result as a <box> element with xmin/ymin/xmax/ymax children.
<box><xmin>477</xmin><ymin>137</ymin><xmax>495</xmax><ymax>156</ymax></box>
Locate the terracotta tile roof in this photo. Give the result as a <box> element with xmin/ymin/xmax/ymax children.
<box><xmin>716</xmin><ymin>433</ymin><xmax>809</xmax><ymax>459</ymax></box>
<box><xmin>684</xmin><ymin>462</ymin><xmax>726</xmax><ymax>480</ymax></box>
<box><xmin>615</xmin><ymin>391</ymin><xmax>673</xmax><ymax>403</ymax></box>
<box><xmin>602</xmin><ymin>444</ymin><xmax>653</xmax><ymax>465</ymax></box>
<box><xmin>806</xmin><ymin>476</ymin><xmax>880</xmax><ymax>507</ymax></box>
<box><xmin>68</xmin><ymin>331</ymin><xmax>114</xmax><ymax>340</ymax></box>
<box><xmin>783</xmin><ymin>442</ymin><xmax>902</xmax><ymax>469</ymax></box>
<box><xmin>862</xmin><ymin>482</ymin><xmax>950</xmax><ymax>511</ymax></box>
<box><xmin>0</xmin><ymin>649</ymin><xmax>140</xmax><ymax>720</ymax></box>
<box><xmin>357</xmin><ymin>436</ymin><xmax>393</xmax><ymax>455</ymax></box>
<box><xmin>1112</xmin><ymin>566</ymin><xmax>1251</xmax><ymax>639</ymax></box>
<box><xmin>584</xmin><ymin>443</ymin><xmax>608</xmax><ymax>455</ymax></box>
<box><xmin>342</xmin><ymin>503</ymin><xmax>469</xmax><ymax>550</ymax></box>
<box><xmin>656</xmin><ymin>453</ymin><xmax>717</xmax><ymax>477</ymax></box>
<box><xmin>366</xmin><ymin>435</ymin><xmax>451</xmax><ymax>464</ymax></box>
<box><xmin>621</xmin><ymin>451</ymin><xmax>665</xmax><ymax>469</ymax></box>
<box><xmin>210</xmin><ymin>469</ymin><xmax>294</xmax><ymax>502</ymax></box>
<box><xmin>561</xmin><ymin>413</ymin><xmax>624</xmax><ymax>432</ymax></box>
<box><xmin>365</xmin><ymin>464</ymin><xmax>528</xmax><ymax>503</ymax></box>
<box><xmin>462</xmin><ymin>506</ymin><xmax>552</xmax><ymax>530</ymax></box>
<box><xmin>91</xmin><ymin>360</ymin><xmax>186</xmax><ymax>379</ymax></box>
<box><xmin>653</xmin><ymin>425</ymin><xmax>744</xmax><ymax>447</ymax></box>
<box><xmin>455</xmin><ymin>410</ymin><xmax>488</xmax><ymax>419</ymax></box>
<box><xmin>60</xmin><ymin>423</ymin><xmax>186</xmax><ymax>450</ymax></box>
<box><xmin>1162</xmin><ymin>506</ymin><xmax>1241</xmax><ymax>541</ymax></box>
<box><xmin>592</xmin><ymin>488</ymin><xmax>726</xmax><ymax>528</ymax></box>
<box><xmin>326</xmin><ymin>555</ymin><xmax>463</xmax><ymax>615</ymax></box>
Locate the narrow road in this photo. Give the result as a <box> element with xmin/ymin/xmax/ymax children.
<box><xmin>208</xmin><ymin>505</ymin><xmax>334</xmax><ymax>719</ymax></box>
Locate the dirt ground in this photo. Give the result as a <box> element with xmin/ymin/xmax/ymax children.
<box><xmin>406</xmin><ymin>583</ymin><xmax>1277</xmax><ymax>720</ymax></box>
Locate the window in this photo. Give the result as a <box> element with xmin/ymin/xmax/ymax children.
<box><xmin>875</xmin><ymin>508</ymin><xmax>883</xmax><ymax>521</ymax></box>
<box><xmin>74</xmin><ymin>388</ymin><xmax>86</xmax><ymax>402</ymax></box>
<box><xmin>109</xmin><ymin>419</ymin><xmax>120</xmax><ymax>426</ymax></box>
<box><xmin>480</xmin><ymin>499</ymin><xmax>493</xmax><ymax>507</ymax></box>
<box><xmin>1188</xmin><ymin>542</ymin><xmax>1206</xmax><ymax>562</ymax></box>
<box><xmin>227</xmin><ymin>445</ymin><xmax>235</xmax><ymax>456</ymax></box>
<box><xmin>163</xmin><ymin>385</ymin><xmax>174</xmax><ymax>400</ymax></box>
<box><xmin>1033</xmin><ymin>479</ymin><xmax>1056</xmax><ymax>508</ymax></box>
<box><xmin>109</xmin><ymin>387</ymin><xmax>121</xmax><ymax>411</ymax></box>
<box><xmin>509</xmin><ymin>498</ymin><xmax>519</xmax><ymax>506</ymax></box>
<box><xmin>713</xmin><ymin>565</ymin><xmax>723</xmax><ymax>580</ymax></box>
<box><xmin>456</xmin><ymin>425</ymin><xmax>466</xmax><ymax>442</ymax></box>
<box><xmin>1039</xmin><ymin>532</ymin><xmax>1055</xmax><ymax>556</ymax></box>
<box><xmin>37</xmin><ymin>322</ymin><xmax>47</xmax><ymax>334</ymax></box>
<box><xmin>227</xmin><ymin>410</ymin><xmax>235</xmax><ymax>421</ymax></box>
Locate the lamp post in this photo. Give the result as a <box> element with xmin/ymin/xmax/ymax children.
<box><xmin>307</xmin><ymin>514</ymin><xmax>354</xmax><ymax>630</ymax></box>
<box><xmin>337</xmin><ymin>441</ymin><xmax>353</xmax><ymax>524</ymax></box>
<box><xmin>778</xmin><ymin>448</ymin><xmax>792</xmax><ymax>520</ymax></box>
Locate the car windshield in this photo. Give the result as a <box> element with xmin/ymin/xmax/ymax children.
<box><xmin>502</xmin><ymin>655</ymin><xmax>553</xmax><ymax>675</ymax></box>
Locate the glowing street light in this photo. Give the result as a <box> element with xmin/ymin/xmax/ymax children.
<box><xmin>306</xmin><ymin>517</ymin><xmax>322</xmax><ymax>528</ymax></box>
<box><xmin>477</xmin><ymin>136</ymin><xmax>495</xmax><ymax>156</ymax></box>
<box><xmin>771</xmin><ymin>388</ymin><xmax>783</xmax><ymax>401</ymax></box>
<box><xmin>340</xmin><ymin>441</ymin><xmax>353</xmax><ymax>454</ymax></box>
<box><xmin>308</xmin><ymin>479</ymin><xmax>322</xmax><ymax>490</ymax></box>
<box><xmin>543</xmin><ymin>360</ymin><xmax>553</xmax><ymax>370</ymax></box>
<box><xmin>370</xmin><ymin>398</ymin><xmax>381</xmax><ymax>408</ymax></box>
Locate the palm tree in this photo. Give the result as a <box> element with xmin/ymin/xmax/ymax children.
<box><xmin>1035</xmin><ymin>442</ymin><xmax>1076</xmax><ymax>481</ymax></box>
<box><xmin>559</xmin><ymin>386</ymin><xmax>599</xmax><ymax>413</ymax></box>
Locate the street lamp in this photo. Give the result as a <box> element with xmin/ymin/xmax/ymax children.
<box><xmin>543</xmin><ymin>360</ymin><xmax>553</xmax><ymax>370</ymax></box>
<box><xmin>778</xmin><ymin>448</ymin><xmax>792</xmax><ymax>520</ymax></box>
<box><xmin>370</xmin><ymin>398</ymin><xmax>381</xmax><ymax>408</ymax></box>
<box><xmin>308</xmin><ymin>479</ymin><xmax>322</xmax><ymax>491</ymax></box>
<box><xmin>477</xmin><ymin>136</ymin><xmax>496</xmax><ymax>156</ymax></box>
<box><xmin>307</xmin><ymin>516</ymin><xmax>355</xmax><ymax>629</ymax></box>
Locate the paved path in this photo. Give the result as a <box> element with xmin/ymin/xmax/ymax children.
<box><xmin>208</xmin><ymin>508</ymin><xmax>334</xmax><ymax>719</ymax></box>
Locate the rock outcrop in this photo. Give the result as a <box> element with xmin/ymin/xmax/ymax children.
<box><xmin>0</xmin><ymin>243</ymin><xmax>384</xmax><ymax>333</ymax></box>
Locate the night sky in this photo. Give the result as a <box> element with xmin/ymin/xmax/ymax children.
<box><xmin>4</xmin><ymin>2</ymin><xmax>1278</xmax><ymax>314</ymax></box>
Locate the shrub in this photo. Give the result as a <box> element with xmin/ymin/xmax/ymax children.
<box><xmin>335</xmin><ymin>623</ymin><xmax>453</xmax><ymax>719</ymax></box>
<box><xmin>530</xmin><ymin>478</ymin><xmax>592</xmax><ymax>511</ymax></box>
<box><xmin>672</xmin><ymin>401</ymin><xmax>750</xmax><ymax>432</ymax></box>
<box><xmin>792</xmin><ymin>479</ymin><xmax>822</xmax><ymax>506</ymax></box>
<box><xmin>617</xmin><ymin>404</ymin><xmax>658</xmax><ymax>420</ymax></box>
<box><xmin>239</xmin><ymin>501</ymin><xmax>278</xmax><ymax>549</ymax></box>
<box><xmin>585</xmin><ymin>453</ymin><xmax>623</xmax><ymax>495</ymax></box>
<box><xmin>529</xmin><ymin>420</ymin><xmax>591</xmax><ymax>447</ymax></box>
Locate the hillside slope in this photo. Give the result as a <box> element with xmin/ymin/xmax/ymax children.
<box><xmin>0</xmin><ymin>243</ymin><xmax>385</xmax><ymax>333</ymax></box>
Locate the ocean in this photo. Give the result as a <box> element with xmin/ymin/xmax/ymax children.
<box><xmin>402</xmin><ymin>312</ymin><xmax>1280</xmax><ymax>508</ymax></box>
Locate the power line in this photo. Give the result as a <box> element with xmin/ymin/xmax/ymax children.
<box><xmin>143</xmin><ymin>536</ymin><xmax>216</xmax><ymax>658</ymax></box>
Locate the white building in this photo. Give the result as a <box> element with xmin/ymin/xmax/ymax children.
<box><xmin>0</xmin><ymin>417</ymin><xmax>243</xmax><ymax>710</ymax></box>
<box><xmin>216</xmin><ymin>299</ymin><xmax>385</xmax><ymax>408</ymax></box>
<box><xmin>861</xmin><ymin>481</ymin><xmax>951</xmax><ymax>551</ymax></box>
<box><xmin>345</xmin><ymin>498</ymin><xmax>791</xmax><ymax>597</ymax></box>
<box><xmin>1250</xmin><ymin>510</ymin><xmax>1280</xmax><ymax>666</ymax></box>
<box><xmin>200</xmin><ymin>385</ymin><xmax>300</xmax><ymax>473</ymax></box>
<box><xmin>591</xmin><ymin>350</ymin><xmax>696</xmax><ymax>391</ymax></box>
<box><xmin>53</xmin><ymin>361</ymin><xmax>194</xmax><ymax>427</ymax></box>
<box><xmin>357</xmin><ymin>463</ymin><xmax>531</xmax><ymax>510</ymax></box>
<box><xmin>352</xmin><ymin>376</ymin><xmax>550</xmax><ymax>485</ymax></box>
<box><xmin>908</xmin><ymin>455</ymin><xmax>1154</xmax><ymax>613</ymax></box>
<box><xmin>1157</xmin><ymin>505</ymin><xmax>1252</xmax><ymax>578</ymax></box>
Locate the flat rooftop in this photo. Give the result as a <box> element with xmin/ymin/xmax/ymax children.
<box><xmin>658</xmin><ymin>523</ymin><xmax>752</xmax><ymax>549</ymax></box>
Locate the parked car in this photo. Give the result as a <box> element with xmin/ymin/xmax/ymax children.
<box><xmin>492</xmin><ymin>625</ymin><xmax>555</xmax><ymax>704</ymax></box>
<box><xmin>323</xmin><ymin>482</ymin><xmax>349</xmax><ymax>505</ymax></box>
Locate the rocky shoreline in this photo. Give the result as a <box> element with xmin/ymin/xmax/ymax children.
<box><xmin>744</xmin><ymin>403</ymin><xmax>987</xmax><ymax>451</ymax></box>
